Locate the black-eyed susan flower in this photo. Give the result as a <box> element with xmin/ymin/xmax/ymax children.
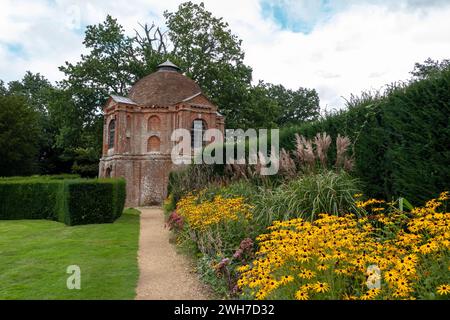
<box><xmin>360</xmin><ymin>288</ymin><xmax>380</xmax><ymax>300</ymax></box>
<box><xmin>437</xmin><ymin>284</ymin><xmax>450</xmax><ymax>296</ymax></box>
<box><xmin>384</xmin><ymin>270</ymin><xmax>398</xmax><ymax>283</ymax></box>
<box><xmin>295</xmin><ymin>290</ymin><xmax>309</xmax><ymax>300</ymax></box>
<box><xmin>298</xmin><ymin>269</ymin><xmax>315</xmax><ymax>280</ymax></box>
<box><xmin>317</xmin><ymin>263</ymin><xmax>329</xmax><ymax>271</ymax></box>
<box><xmin>313</xmin><ymin>282</ymin><xmax>330</xmax><ymax>293</ymax></box>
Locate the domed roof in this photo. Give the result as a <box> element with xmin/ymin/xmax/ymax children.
<box><xmin>128</xmin><ymin>60</ymin><xmax>202</xmax><ymax>106</ymax></box>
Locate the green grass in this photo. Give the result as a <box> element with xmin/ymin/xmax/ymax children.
<box><xmin>0</xmin><ymin>208</ymin><xmax>140</xmax><ymax>300</ymax></box>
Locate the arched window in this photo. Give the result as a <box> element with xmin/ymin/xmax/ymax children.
<box><xmin>191</xmin><ymin>119</ymin><xmax>207</xmax><ymax>149</ymax></box>
<box><xmin>108</xmin><ymin>119</ymin><xmax>115</xmax><ymax>149</ymax></box>
<box><xmin>147</xmin><ymin>136</ymin><xmax>161</xmax><ymax>153</ymax></box>
<box><xmin>126</xmin><ymin>115</ymin><xmax>132</xmax><ymax>132</ymax></box>
<box><xmin>125</xmin><ymin>115</ymin><xmax>132</xmax><ymax>153</ymax></box>
<box><xmin>148</xmin><ymin>116</ymin><xmax>161</xmax><ymax>131</ymax></box>
<box><xmin>105</xmin><ymin>167</ymin><xmax>112</xmax><ymax>178</ymax></box>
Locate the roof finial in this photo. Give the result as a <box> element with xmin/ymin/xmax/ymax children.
<box><xmin>157</xmin><ymin>60</ymin><xmax>181</xmax><ymax>72</ymax></box>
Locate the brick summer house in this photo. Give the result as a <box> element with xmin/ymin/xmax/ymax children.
<box><xmin>99</xmin><ymin>61</ymin><xmax>225</xmax><ymax>206</ymax></box>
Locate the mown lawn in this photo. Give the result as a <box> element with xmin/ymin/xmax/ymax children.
<box><xmin>0</xmin><ymin>208</ymin><xmax>140</xmax><ymax>300</ymax></box>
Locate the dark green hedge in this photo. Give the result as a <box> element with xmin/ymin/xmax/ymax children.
<box><xmin>0</xmin><ymin>180</ymin><xmax>63</xmax><ymax>220</ymax></box>
<box><xmin>0</xmin><ymin>174</ymin><xmax>81</xmax><ymax>181</ymax></box>
<box><xmin>64</xmin><ymin>179</ymin><xmax>126</xmax><ymax>225</ymax></box>
<box><xmin>0</xmin><ymin>178</ymin><xmax>126</xmax><ymax>226</ymax></box>
<box><xmin>280</xmin><ymin>69</ymin><xmax>450</xmax><ymax>204</ymax></box>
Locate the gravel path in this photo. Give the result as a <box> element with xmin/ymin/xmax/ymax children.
<box><xmin>135</xmin><ymin>207</ymin><xmax>210</xmax><ymax>300</ymax></box>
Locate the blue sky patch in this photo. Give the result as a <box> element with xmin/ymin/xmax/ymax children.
<box><xmin>260</xmin><ymin>0</ymin><xmax>344</xmax><ymax>33</ymax></box>
<box><xmin>2</xmin><ymin>42</ymin><xmax>27</xmax><ymax>59</ymax></box>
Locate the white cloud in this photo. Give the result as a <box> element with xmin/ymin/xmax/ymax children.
<box><xmin>0</xmin><ymin>0</ymin><xmax>449</xmax><ymax>110</ymax></box>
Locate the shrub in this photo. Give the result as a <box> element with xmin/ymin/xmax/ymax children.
<box><xmin>168</xmin><ymin>165</ymin><xmax>218</xmax><ymax>202</ymax></box>
<box><xmin>0</xmin><ymin>177</ymin><xmax>126</xmax><ymax>226</ymax></box>
<box><xmin>0</xmin><ymin>179</ymin><xmax>63</xmax><ymax>220</ymax></box>
<box><xmin>64</xmin><ymin>179</ymin><xmax>126</xmax><ymax>225</ymax></box>
<box><xmin>163</xmin><ymin>194</ymin><xmax>177</xmax><ymax>216</ymax></box>
<box><xmin>0</xmin><ymin>174</ymin><xmax>81</xmax><ymax>181</ymax></box>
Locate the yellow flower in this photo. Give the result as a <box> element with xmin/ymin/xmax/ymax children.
<box><xmin>360</xmin><ymin>289</ymin><xmax>380</xmax><ymax>300</ymax></box>
<box><xmin>343</xmin><ymin>293</ymin><xmax>358</xmax><ymax>300</ymax></box>
<box><xmin>237</xmin><ymin>192</ymin><xmax>450</xmax><ymax>300</ymax></box>
<box><xmin>437</xmin><ymin>284</ymin><xmax>450</xmax><ymax>295</ymax></box>
<box><xmin>418</xmin><ymin>241</ymin><xmax>439</xmax><ymax>254</ymax></box>
<box><xmin>313</xmin><ymin>282</ymin><xmax>330</xmax><ymax>293</ymax></box>
<box><xmin>177</xmin><ymin>194</ymin><xmax>252</xmax><ymax>231</ymax></box>
<box><xmin>384</xmin><ymin>270</ymin><xmax>398</xmax><ymax>283</ymax></box>
<box><xmin>317</xmin><ymin>263</ymin><xmax>329</xmax><ymax>271</ymax></box>
<box><xmin>295</xmin><ymin>290</ymin><xmax>309</xmax><ymax>300</ymax></box>
<box><xmin>298</xmin><ymin>269</ymin><xmax>316</xmax><ymax>280</ymax></box>
<box><xmin>393</xmin><ymin>290</ymin><xmax>408</xmax><ymax>299</ymax></box>
<box><xmin>280</xmin><ymin>275</ymin><xmax>294</xmax><ymax>285</ymax></box>
<box><xmin>396</xmin><ymin>277</ymin><xmax>411</xmax><ymax>293</ymax></box>
<box><xmin>438</xmin><ymin>191</ymin><xmax>449</xmax><ymax>201</ymax></box>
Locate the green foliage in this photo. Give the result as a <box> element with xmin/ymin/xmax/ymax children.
<box><xmin>249</xmin><ymin>171</ymin><xmax>362</xmax><ymax>226</ymax></box>
<box><xmin>263</xmin><ymin>82</ymin><xmax>321</xmax><ymax>126</ymax></box>
<box><xmin>411</xmin><ymin>57</ymin><xmax>450</xmax><ymax>80</ymax></box>
<box><xmin>5</xmin><ymin>72</ymin><xmax>67</xmax><ymax>175</ymax></box>
<box><xmin>242</xmin><ymin>83</ymin><xmax>281</xmax><ymax>129</ymax></box>
<box><xmin>197</xmin><ymin>255</ymin><xmax>232</xmax><ymax>298</ymax></box>
<box><xmin>0</xmin><ymin>177</ymin><xmax>126</xmax><ymax>226</ymax></box>
<box><xmin>46</xmin><ymin>87</ymin><xmax>102</xmax><ymax>176</ymax></box>
<box><xmin>65</xmin><ymin>178</ymin><xmax>126</xmax><ymax>225</ymax></box>
<box><xmin>0</xmin><ymin>95</ymin><xmax>40</xmax><ymax>176</ymax></box>
<box><xmin>0</xmin><ymin>174</ymin><xmax>80</xmax><ymax>181</ymax></box>
<box><xmin>168</xmin><ymin>165</ymin><xmax>218</xmax><ymax>202</ymax></box>
<box><xmin>164</xmin><ymin>2</ymin><xmax>253</xmax><ymax>129</ymax></box>
<box><xmin>279</xmin><ymin>67</ymin><xmax>450</xmax><ymax>204</ymax></box>
<box><xmin>0</xmin><ymin>179</ymin><xmax>62</xmax><ymax>220</ymax></box>
<box><xmin>163</xmin><ymin>194</ymin><xmax>176</xmax><ymax>216</ymax></box>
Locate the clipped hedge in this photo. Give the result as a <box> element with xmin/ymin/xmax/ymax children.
<box><xmin>279</xmin><ymin>68</ymin><xmax>450</xmax><ymax>204</ymax></box>
<box><xmin>0</xmin><ymin>179</ymin><xmax>63</xmax><ymax>220</ymax></box>
<box><xmin>0</xmin><ymin>177</ymin><xmax>126</xmax><ymax>226</ymax></box>
<box><xmin>64</xmin><ymin>179</ymin><xmax>126</xmax><ymax>225</ymax></box>
<box><xmin>0</xmin><ymin>174</ymin><xmax>81</xmax><ymax>181</ymax></box>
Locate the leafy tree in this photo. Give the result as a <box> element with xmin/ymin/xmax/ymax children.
<box><xmin>0</xmin><ymin>80</ymin><xmax>7</xmax><ymax>95</ymax></box>
<box><xmin>411</xmin><ymin>58</ymin><xmax>450</xmax><ymax>80</ymax></box>
<box><xmin>242</xmin><ymin>82</ymin><xmax>281</xmax><ymax>129</ymax></box>
<box><xmin>164</xmin><ymin>1</ymin><xmax>253</xmax><ymax>128</ymax></box>
<box><xmin>44</xmin><ymin>87</ymin><xmax>102</xmax><ymax>177</ymax></box>
<box><xmin>263</xmin><ymin>83</ymin><xmax>320</xmax><ymax>126</ymax></box>
<box><xmin>7</xmin><ymin>72</ymin><xmax>52</xmax><ymax>113</ymax></box>
<box><xmin>0</xmin><ymin>96</ymin><xmax>40</xmax><ymax>176</ymax></box>
<box><xmin>5</xmin><ymin>72</ymin><xmax>63</xmax><ymax>174</ymax></box>
<box><xmin>59</xmin><ymin>15</ymin><xmax>142</xmax><ymax>115</ymax></box>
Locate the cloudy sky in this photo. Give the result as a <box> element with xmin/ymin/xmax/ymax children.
<box><xmin>1</xmin><ymin>0</ymin><xmax>450</xmax><ymax>110</ymax></box>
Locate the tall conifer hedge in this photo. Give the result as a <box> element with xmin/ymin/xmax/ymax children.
<box><xmin>280</xmin><ymin>69</ymin><xmax>450</xmax><ymax>204</ymax></box>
